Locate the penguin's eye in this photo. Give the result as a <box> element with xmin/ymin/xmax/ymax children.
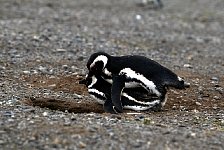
<box><xmin>86</xmin><ymin>78</ymin><xmax>92</xmax><ymax>85</ymax></box>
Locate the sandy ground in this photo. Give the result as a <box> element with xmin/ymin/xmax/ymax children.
<box><xmin>0</xmin><ymin>0</ymin><xmax>224</xmax><ymax>149</ymax></box>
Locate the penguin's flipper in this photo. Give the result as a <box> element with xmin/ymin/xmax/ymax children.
<box><xmin>111</xmin><ymin>75</ymin><xmax>125</xmax><ymax>113</ymax></box>
<box><xmin>103</xmin><ymin>99</ymin><xmax>119</xmax><ymax>114</ymax></box>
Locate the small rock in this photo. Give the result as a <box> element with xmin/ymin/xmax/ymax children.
<box><xmin>55</xmin><ymin>49</ymin><xmax>67</xmax><ymax>52</ymax></box>
<box><xmin>3</xmin><ymin>111</ymin><xmax>14</xmax><ymax>117</ymax></box>
<box><xmin>135</xmin><ymin>14</ymin><xmax>142</xmax><ymax>20</ymax></box>
<box><xmin>136</xmin><ymin>0</ymin><xmax>163</xmax><ymax>8</ymax></box>
<box><xmin>22</xmin><ymin>70</ymin><xmax>30</xmax><ymax>74</ymax></box>
<box><xmin>43</xmin><ymin>112</ymin><xmax>48</xmax><ymax>116</ymax></box>
<box><xmin>48</xmin><ymin>84</ymin><xmax>56</xmax><ymax>88</ymax></box>
<box><xmin>0</xmin><ymin>66</ymin><xmax>6</xmax><ymax>70</ymax></box>
<box><xmin>38</xmin><ymin>66</ymin><xmax>47</xmax><ymax>73</ymax></box>
<box><xmin>195</xmin><ymin>37</ymin><xmax>204</xmax><ymax>43</ymax></box>
<box><xmin>198</xmin><ymin>86</ymin><xmax>204</xmax><ymax>94</ymax></box>
<box><xmin>79</xmin><ymin>141</ymin><xmax>86</xmax><ymax>148</ymax></box>
<box><xmin>211</xmin><ymin>77</ymin><xmax>219</xmax><ymax>81</ymax></box>
<box><xmin>138</xmin><ymin>115</ymin><xmax>145</xmax><ymax>120</ymax></box>
<box><xmin>213</xmin><ymin>96</ymin><xmax>220</xmax><ymax>100</ymax></box>
<box><xmin>71</xmin><ymin>66</ymin><xmax>77</xmax><ymax>72</ymax></box>
<box><xmin>215</xmin><ymin>87</ymin><xmax>223</xmax><ymax>94</ymax></box>
<box><xmin>87</xmin><ymin>126</ymin><xmax>97</xmax><ymax>132</ymax></box>
<box><xmin>143</xmin><ymin>118</ymin><xmax>154</xmax><ymax>125</ymax></box>
<box><xmin>62</xmin><ymin>65</ymin><xmax>68</xmax><ymax>70</ymax></box>
<box><xmin>186</xmin><ymin>132</ymin><xmax>196</xmax><ymax>138</ymax></box>
<box><xmin>73</xmin><ymin>93</ymin><xmax>83</xmax><ymax>99</ymax></box>
<box><xmin>33</xmin><ymin>35</ymin><xmax>40</xmax><ymax>40</ymax></box>
<box><xmin>172</xmin><ymin>105</ymin><xmax>177</xmax><ymax>110</ymax></box>
<box><xmin>64</xmin><ymin>118</ymin><xmax>71</xmax><ymax>126</ymax></box>
<box><xmin>213</xmin><ymin>106</ymin><xmax>218</xmax><ymax>110</ymax></box>
<box><xmin>220</xmin><ymin>120</ymin><xmax>224</xmax><ymax>126</ymax></box>
<box><xmin>23</xmin><ymin>108</ymin><xmax>35</xmax><ymax>113</ymax></box>
<box><xmin>0</xmin><ymin>140</ymin><xmax>6</xmax><ymax>144</ymax></box>
<box><xmin>192</xmin><ymin>109</ymin><xmax>199</xmax><ymax>113</ymax></box>
<box><xmin>183</xmin><ymin>64</ymin><xmax>193</xmax><ymax>68</ymax></box>
<box><xmin>195</xmin><ymin>102</ymin><xmax>202</xmax><ymax>106</ymax></box>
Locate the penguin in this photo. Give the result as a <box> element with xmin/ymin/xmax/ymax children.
<box><xmin>86</xmin><ymin>52</ymin><xmax>190</xmax><ymax>112</ymax></box>
<box><xmin>79</xmin><ymin>74</ymin><xmax>161</xmax><ymax>113</ymax></box>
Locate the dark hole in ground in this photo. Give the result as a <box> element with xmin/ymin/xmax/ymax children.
<box><xmin>23</xmin><ymin>97</ymin><xmax>105</xmax><ymax>113</ymax></box>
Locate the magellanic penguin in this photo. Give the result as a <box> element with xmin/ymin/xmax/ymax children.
<box><xmin>79</xmin><ymin>74</ymin><xmax>161</xmax><ymax>114</ymax></box>
<box><xmin>86</xmin><ymin>52</ymin><xmax>190</xmax><ymax>112</ymax></box>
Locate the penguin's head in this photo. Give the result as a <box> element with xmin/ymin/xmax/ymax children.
<box><xmin>87</xmin><ymin>52</ymin><xmax>110</xmax><ymax>75</ymax></box>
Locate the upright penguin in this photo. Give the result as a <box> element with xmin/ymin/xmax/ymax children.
<box><xmin>86</xmin><ymin>52</ymin><xmax>190</xmax><ymax>112</ymax></box>
<box><xmin>79</xmin><ymin>74</ymin><xmax>161</xmax><ymax>113</ymax></box>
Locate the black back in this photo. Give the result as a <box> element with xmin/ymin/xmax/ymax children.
<box><xmin>106</xmin><ymin>54</ymin><xmax>185</xmax><ymax>89</ymax></box>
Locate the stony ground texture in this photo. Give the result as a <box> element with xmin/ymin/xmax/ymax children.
<box><xmin>0</xmin><ymin>0</ymin><xmax>224</xmax><ymax>149</ymax></box>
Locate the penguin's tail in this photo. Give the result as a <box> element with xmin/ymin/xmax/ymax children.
<box><xmin>164</xmin><ymin>76</ymin><xmax>190</xmax><ymax>89</ymax></box>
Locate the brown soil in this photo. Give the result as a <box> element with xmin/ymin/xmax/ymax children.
<box><xmin>21</xmin><ymin>71</ymin><xmax>224</xmax><ymax>114</ymax></box>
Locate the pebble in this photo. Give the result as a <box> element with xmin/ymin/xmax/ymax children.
<box><xmin>198</xmin><ymin>86</ymin><xmax>204</xmax><ymax>94</ymax></box>
<box><xmin>17</xmin><ymin>105</ymin><xmax>36</xmax><ymax>112</ymax></box>
<box><xmin>143</xmin><ymin>118</ymin><xmax>154</xmax><ymax>125</ymax></box>
<box><xmin>213</xmin><ymin>96</ymin><xmax>220</xmax><ymax>100</ymax></box>
<box><xmin>55</xmin><ymin>49</ymin><xmax>67</xmax><ymax>52</ymax></box>
<box><xmin>62</xmin><ymin>65</ymin><xmax>68</xmax><ymax>70</ymax></box>
<box><xmin>3</xmin><ymin>111</ymin><xmax>14</xmax><ymax>117</ymax></box>
<box><xmin>79</xmin><ymin>141</ymin><xmax>87</xmax><ymax>148</ymax></box>
<box><xmin>42</xmin><ymin>112</ymin><xmax>48</xmax><ymax>116</ymax></box>
<box><xmin>195</xmin><ymin>102</ymin><xmax>202</xmax><ymax>106</ymax></box>
<box><xmin>38</xmin><ymin>66</ymin><xmax>48</xmax><ymax>73</ymax></box>
<box><xmin>211</xmin><ymin>77</ymin><xmax>219</xmax><ymax>81</ymax></box>
<box><xmin>135</xmin><ymin>14</ymin><xmax>142</xmax><ymax>20</ymax></box>
<box><xmin>73</xmin><ymin>93</ymin><xmax>83</xmax><ymax>99</ymax></box>
<box><xmin>220</xmin><ymin>120</ymin><xmax>224</xmax><ymax>126</ymax></box>
<box><xmin>48</xmin><ymin>84</ymin><xmax>56</xmax><ymax>88</ymax></box>
<box><xmin>22</xmin><ymin>70</ymin><xmax>30</xmax><ymax>74</ymax></box>
<box><xmin>0</xmin><ymin>140</ymin><xmax>6</xmax><ymax>144</ymax></box>
<box><xmin>215</xmin><ymin>87</ymin><xmax>223</xmax><ymax>94</ymax></box>
<box><xmin>0</xmin><ymin>66</ymin><xmax>6</xmax><ymax>70</ymax></box>
<box><xmin>183</xmin><ymin>64</ymin><xmax>193</xmax><ymax>68</ymax></box>
<box><xmin>186</xmin><ymin>132</ymin><xmax>196</xmax><ymax>138</ymax></box>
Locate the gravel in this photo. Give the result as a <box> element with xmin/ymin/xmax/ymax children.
<box><xmin>0</xmin><ymin>0</ymin><xmax>224</xmax><ymax>149</ymax></box>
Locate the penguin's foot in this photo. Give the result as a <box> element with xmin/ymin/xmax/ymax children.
<box><xmin>104</xmin><ymin>99</ymin><xmax>122</xmax><ymax>114</ymax></box>
<box><xmin>151</xmin><ymin>103</ymin><xmax>162</xmax><ymax>112</ymax></box>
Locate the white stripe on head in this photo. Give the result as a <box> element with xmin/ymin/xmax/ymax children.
<box><xmin>90</xmin><ymin>55</ymin><xmax>108</xmax><ymax>70</ymax></box>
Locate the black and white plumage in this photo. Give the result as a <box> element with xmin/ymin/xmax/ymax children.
<box><xmin>79</xmin><ymin>74</ymin><xmax>161</xmax><ymax>113</ymax></box>
<box><xmin>86</xmin><ymin>52</ymin><xmax>190</xmax><ymax>112</ymax></box>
